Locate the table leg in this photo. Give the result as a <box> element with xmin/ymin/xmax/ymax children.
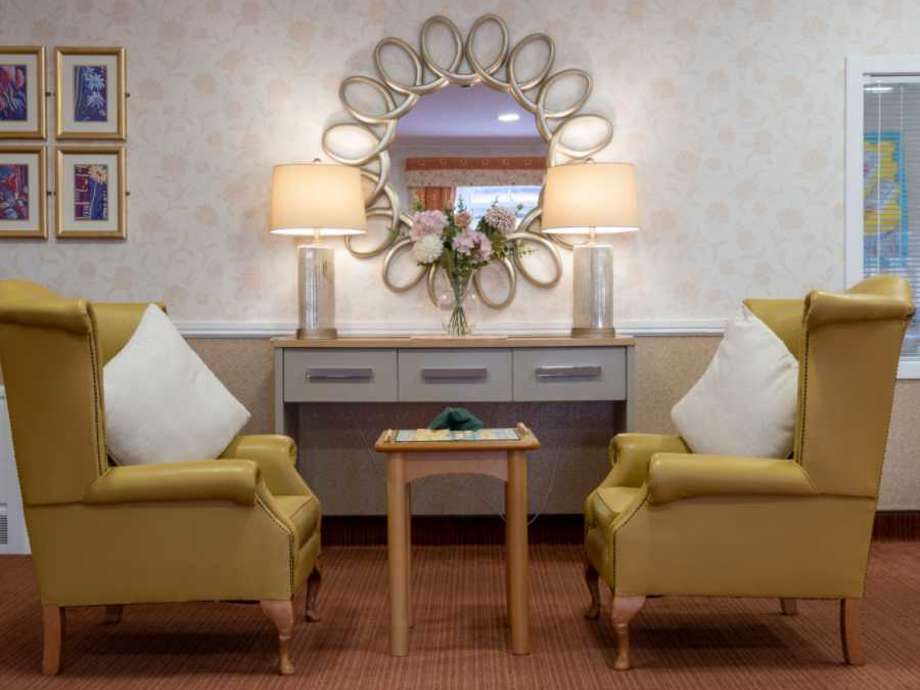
<box><xmin>504</xmin><ymin>480</ymin><xmax>511</xmax><ymax>628</ymax></box>
<box><xmin>506</xmin><ymin>450</ymin><xmax>530</xmax><ymax>655</ymax></box>
<box><xmin>386</xmin><ymin>453</ymin><xmax>410</xmax><ymax>656</ymax></box>
<box><xmin>406</xmin><ymin>483</ymin><xmax>413</xmax><ymax>629</ymax></box>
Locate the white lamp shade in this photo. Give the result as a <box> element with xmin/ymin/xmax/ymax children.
<box><xmin>270</xmin><ymin>163</ymin><xmax>367</xmax><ymax>236</ymax></box>
<box><xmin>541</xmin><ymin>162</ymin><xmax>639</xmax><ymax>234</ymax></box>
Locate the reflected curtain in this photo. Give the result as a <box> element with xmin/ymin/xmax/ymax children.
<box><xmin>406</xmin><ymin>157</ymin><xmax>545</xmax><ymax>190</ymax></box>
<box><xmin>410</xmin><ymin>186</ymin><xmax>456</xmax><ymax>211</ymax></box>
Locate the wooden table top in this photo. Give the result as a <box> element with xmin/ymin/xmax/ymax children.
<box><xmin>273</xmin><ymin>335</ymin><xmax>634</xmax><ymax>349</ymax></box>
<box><xmin>374</xmin><ymin>423</ymin><xmax>541</xmax><ymax>453</ymax></box>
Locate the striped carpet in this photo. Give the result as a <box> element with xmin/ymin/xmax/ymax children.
<box><xmin>2</xmin><ymin>542</ymin><xmax>920</xmax><ymax>689</ymax></box>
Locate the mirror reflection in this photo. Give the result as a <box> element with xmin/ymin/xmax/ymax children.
<box><xmin>389</xmin><ymin>84</ymin><xmax>546</xmax><ymax>225</ymax></box>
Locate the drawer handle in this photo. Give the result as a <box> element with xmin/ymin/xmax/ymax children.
<box><xmin>535</xmin><ymin>365</ymin><xmax>602</xmax><ymax>380</ymax></box>
<box><xmin>421</xmin><ymin>367</ymin><xmax>488</xmax><ymax>382</ymax></box>
<box><xmin>306</xmin><ymin>368</ymin><xmax>374</xmax><ymax>382</ymax></box>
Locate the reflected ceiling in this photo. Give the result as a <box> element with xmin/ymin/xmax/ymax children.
<box><xmin>395</xmin><ymin>84</ymin><xmax>539</xmax><ymax>140</ymax></box>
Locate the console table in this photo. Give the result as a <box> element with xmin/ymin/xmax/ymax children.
<box><xmin>272</xmin><ymin>336</ymin><xmax>635</xmax><ymax>515</ymax></box>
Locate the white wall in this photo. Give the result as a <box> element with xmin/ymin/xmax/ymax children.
<box><xmin>2</xmin><ymin>0</ymin><xmax>916</xmax><ymax>331</ymax></box>
<box><xmin>0</xmin><ymin>386</ymin><xmax>29</xmax><ymax>554</ymax></box>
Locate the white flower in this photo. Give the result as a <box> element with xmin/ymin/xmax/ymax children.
<box><xmin>413</xmin><ymin>234</ymin><xmax>443</xmax><ymax>264</ymax></box>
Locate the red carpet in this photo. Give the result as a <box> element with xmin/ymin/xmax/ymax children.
<box><xmin>1</xmin><ymin>543</ymin><xmax>919</xmax><ymax>688</ymax></box>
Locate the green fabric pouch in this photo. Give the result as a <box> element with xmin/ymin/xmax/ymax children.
<box><xmin>428</xmin><ymin>407</ymin><xmax>484</xmax><ymax>431</ymax></box>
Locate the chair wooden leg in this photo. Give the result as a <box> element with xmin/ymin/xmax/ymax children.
<box><xmin>103</xmin><ymin>605</ymin><xmax>124</xmax><ymax>625</ymax></box>
<box><xmin>780</xmin><ymin>598</ymin><xmax>798</xmax><ymax>616</ymax></box>
<box><xmin>584</xmin><ymin>561</ymin><xmax>601</xmax><ymax>620</ymax></box>
<box><xmin>260</xmin><ymin>599</ymin><xmax>295</xmax><ymax>675</ymax></box>
<box><xmin>305</xmin><ymin>560</ymin><xmax>322</xmax><ymax>623</ymax></box>
<box><xmin>41</xmin><ymin>605</ymin><xmax>63</xmax><ymax>676</ymax></box>
<box><xmin>840</xmin><ymin>598</ymin><xmax>865</xmax><ymax>665</ymax></box>
<box><xmin>611</xmin><ymin>595</ymin><xmax>646</xmax><ymax>671</ymax></box>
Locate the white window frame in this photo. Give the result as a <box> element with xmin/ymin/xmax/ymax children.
<box><xmin>846</xmin><ymin>55</ymin><xmax>920</xmax><ymax>379</ymax></box>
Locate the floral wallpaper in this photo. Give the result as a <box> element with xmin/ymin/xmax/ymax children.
<box><xmin>0</xmin><ymin>0</ymin><xmax>918</xmax><ymax>329</ymax></box>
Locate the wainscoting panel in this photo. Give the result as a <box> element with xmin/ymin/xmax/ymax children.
<box><xmin>185</xmin><ymin>335</ymin><xmax>920</xmax><ymax>512</ymax></box>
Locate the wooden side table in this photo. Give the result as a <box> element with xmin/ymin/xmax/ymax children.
<box><xmin>374</xmin><ymin>423</ymin><xmax>541</xmax><ymax>657</ymax></box>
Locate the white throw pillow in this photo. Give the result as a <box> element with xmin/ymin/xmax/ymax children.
<box><xmin>103</xmin><ymin>305</ymin><xmax>250</xmax><ymax>465</ymax></box>
<box><xmin>671</xmin><ymin>306</ymin><xmax>798</xmax><ymax>458</ymax></box>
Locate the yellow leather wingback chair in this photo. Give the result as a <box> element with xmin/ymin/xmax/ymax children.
<box><xmin>0</xmin><ymin>280</ymin><xmax>322</xmax><ymax>676</ymax></box>
<box><xmin>583</xmin><ymin>275</ymin><xmax>914</xmax><ymax>670</ymax></box>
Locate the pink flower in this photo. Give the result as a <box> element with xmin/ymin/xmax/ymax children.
<box><xmin>453</xmin><ymin>228</ymin><xmax>491</xmax><ymax>258</ymax></box>
<box><xmin>452</xmin><ymin>227</ymin><xmax>479</xmax><ymax>255</ymax></box>
<box><xmin>455</xmin><ymin>209</ymin><xmax>472</xmax><ymax>228</ymax></box>
<box><xmin>477</xmin><ymin>233</ymin><xmax>493</xmax><ymax>260</ymax></box>
<box><xmin>409</xmin><ymin>209</ymin><xmax>448</xmax><ymax>241</ymax></box>
<box><xmin>484</xmin><ymin>205</ymin><xmax>517</xmax><ymax>234</ymax></box>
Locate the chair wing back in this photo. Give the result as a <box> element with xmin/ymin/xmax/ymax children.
<box><xmin>0</xmin><ymin>281</ymin><xmax>107</xmax><ymax>505</ymax></box>
<box><xmin>93</xmin><ymin>302</ymin><xmax>165</xmax><ymax>364</ymax></box>
<box><xmin>743</xmin><ymin>298</ymin><xmax>805</xmax><ymax>360</ymax></box>
<box><xmin>794</xmin><ymin>275</ymin><xmax>914</xmax><ymax>498</ymax></box>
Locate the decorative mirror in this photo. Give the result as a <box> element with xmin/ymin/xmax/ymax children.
<box><xmin>321</xmin><ymin>14</ymin><xmax>614</xmax><ymax>310</ymax></box>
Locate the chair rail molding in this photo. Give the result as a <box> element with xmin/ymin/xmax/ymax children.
<box><xmin>174</xmin><ymin>319</ymin><xmax>726</xmax><ymax>339</ymax></box>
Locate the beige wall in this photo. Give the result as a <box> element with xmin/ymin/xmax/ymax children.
<box><xmin>189</xmin><ymin>336</ymin><xmax>920</xmax><ymax>512</ymax></box>
<box><xmin>2</xmin><ymin>0</ymin><xmax>920</xmax><ymax>329</ymax></box>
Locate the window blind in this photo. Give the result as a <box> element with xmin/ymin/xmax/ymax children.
<box><xmin>454</xmin><ymin>185</ymin><xmax>541</xmax><ymax>228</ymax></box>
<box><xmin>864</xmin><ymin>79</ymin><xmax>920</xmax><ymax>361</ymax></box>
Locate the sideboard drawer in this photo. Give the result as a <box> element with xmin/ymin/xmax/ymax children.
<box><xmin>284</xmin><ymin>349</ymin><xmax>397</xmax><ymax>402</ymax></box>
<box><xmin>398</xmin><ymin>349</ymin><xmax>512</xmax><ymax>402</ymax></box>
<box><xmin>513</xmin><ymin>348</ymin><xmax>627</xmax><ymax>401</ymax></box>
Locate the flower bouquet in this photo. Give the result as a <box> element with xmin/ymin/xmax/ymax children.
<box><xmin>409</xmin><ymin>202</ymin><xmax>521</xmax><ymax>336</ymax></box>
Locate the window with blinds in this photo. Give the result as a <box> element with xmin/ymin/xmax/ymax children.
<box><xmin>454</xmin><ymin>185</ymin><xmax>541</xmax><ymax>227</ymax></box>
<box><xmin>860</xmin><ymin>74</ymin><xmax>920</xmax><ymax>367</ymax></box>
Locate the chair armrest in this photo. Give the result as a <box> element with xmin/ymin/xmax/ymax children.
<box><xmin>604</xmin><ymin>433</ymin><xmax>690</xmax><ymax>488</ymax></box>
<box><xmin>84</xmin><ymin>460</ymin><xmax>259</xmax><ymax>506</ymax></box>
<box><xmin>220</xmin><ymin>435</ymin><xmax>310</xmax><ymax>497</ymax></box>
<box><xmin>647</xmin><ymin>453</ymin><xmax>817</xmax><ymax>505</ymax></box>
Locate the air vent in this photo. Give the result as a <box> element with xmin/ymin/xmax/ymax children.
<box><xmin>0</xmin><ymin>504</ymin><xmax>7</xmax><ymax>546</ymax></box>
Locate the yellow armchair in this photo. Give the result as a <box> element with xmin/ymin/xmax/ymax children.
<box><xmin>0</xmin><ymin>281</ymin><xmax>321</xmax><ymax>676</ymax></box>
<box><xmin>584</xmin><ymin>276</ymin><xmax>914</xmax><ymax>670</ymax></box>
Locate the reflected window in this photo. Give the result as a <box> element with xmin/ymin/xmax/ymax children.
<box><xmin>455</xmin><ymin>185</ymin><xmax>541</xmax><ymax>227</ymax></box>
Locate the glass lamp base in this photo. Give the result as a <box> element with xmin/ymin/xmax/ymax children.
<box><xmin>296</xmin><ymin>327</ymin><xmax>338</xmax><ymax>339</ymax></box>
<box><xmin>571</xmin><ymin>326</ymin><xmax>617</xmax><ymax>338</ymax></box>
<box><xmin>297</xmin><ymin>245</ymin><xmax>337</xmax><ymax>340</ymax></box>
<box><xmin>571</xmin><ymin>244</ymin><xmax>616</xmax><ymax>337</ymax></box>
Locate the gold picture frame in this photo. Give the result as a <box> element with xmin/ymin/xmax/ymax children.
<box><xmin>55</xmin><ymin>47</ymin><xmax>126</xmax><ymax>140</ymax></box>
<box><xmin>0</xmin><ymin>46</ymin><xmax>46</xmax><ymax>139</ymax></box>
<box><xmin>55</xmin><ymin>145</ymin><xmax>126</xmax><ymax>239</ymax></box>
<box><xmin>0</xmin><ymin>145</ymin><xmax>46</xmax><ymax>239</ymax></box>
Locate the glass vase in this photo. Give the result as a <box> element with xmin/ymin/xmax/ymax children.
<box><xmin>436</xmin><ymin>275</ymin><xmax>480</xmax><ymax>336</ymax></box>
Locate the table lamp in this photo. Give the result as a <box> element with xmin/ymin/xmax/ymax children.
<box><xmin>541</xmin><ymin>161</ymin><xmax>639</xmax><ymax>337</ymax></box>
<box><xmin>270</xmin><ymin>161</ymin><xmax>367</xmax><ymax>339</ymax></box>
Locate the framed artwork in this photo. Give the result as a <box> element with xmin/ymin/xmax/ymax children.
<box><xmin>0</xmin><ymin>145</ymin><xmax>46</xmax><ymax>239</ymax></box>
<box><xmin>55</xmin><ymin>47</ymin><xmax>126</xmax><ymax>140</ymax></box>
<box><xmin>56</xmin><ymin>146</ymin><xmax>126</xmax><ymax>239</ymax></box>
<box><xmin>0</xmin><ymin>46</ymin><xmax>46</xmax><ymax>139</ymax></box>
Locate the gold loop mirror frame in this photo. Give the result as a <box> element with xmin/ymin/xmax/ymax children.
<box><xmin>321</xmin><ymin>13</ymin><xmax>614</xmax><ymax>309</ymax></box>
